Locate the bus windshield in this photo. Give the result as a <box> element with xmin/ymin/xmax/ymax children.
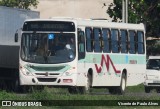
<box><xmin>21</xmin><ymin>33</ymin><xmax>76</xmax><ymax>64</ymax></box>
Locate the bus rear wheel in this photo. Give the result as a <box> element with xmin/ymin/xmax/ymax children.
<box><xmin>108</xmin><ymin>87</ymin><xmax>117</xmax><ymax>94</ymax></box>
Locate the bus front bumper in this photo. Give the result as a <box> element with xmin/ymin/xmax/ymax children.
<box><xmin>19</xmin><ymin>75</ymin><xmax>77</xmax><ymax>86</ymax></box>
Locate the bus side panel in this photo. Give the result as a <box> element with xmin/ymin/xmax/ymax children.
<box><xmin>126</xmin><ymin>64</ymin><xmax>146</xmax><ymax>86</ymax></box>
<box><xmin>76</xmin><ymin>60</ymin><xmax>89</xmax><ymax>86</ymax></box>
<box><xmin>91</xmin><ymin>54</ymin><xmax>121</xmax><ymax>86</ymax></box>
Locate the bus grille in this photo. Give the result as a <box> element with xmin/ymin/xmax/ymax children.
<box><xmin>37</xmin><ymin>78</ymin><xmax>57</xmax><ymax>82</ymax></box>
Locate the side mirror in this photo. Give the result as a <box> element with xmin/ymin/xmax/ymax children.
<box><xmin>15</xmin><ymin>33</ymin><xmax>18</xmax><ymax>42</ymax></box>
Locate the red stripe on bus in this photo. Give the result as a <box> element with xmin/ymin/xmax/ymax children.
<box><xmin>95</xmin><ymin>55</ymin><xmax>121</xmax><ymax>74</ymax></box>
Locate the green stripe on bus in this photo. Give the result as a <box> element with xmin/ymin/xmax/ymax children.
<box><xmin>78</xmin><ymin>54</ymin><xmax>146</xmax><ymax>64</ymax></box>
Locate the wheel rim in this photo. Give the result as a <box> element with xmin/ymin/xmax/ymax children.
<box><xmin>121</xmin><ymin>77</ymin><xmax>126</xmax><ymax>91</ymax></box>
<box><xmin>86</xmin><ymin>76</ymin><xmax>90</xmax><ymax>90</ymax></box>
<box><xmin>85</xmin><ymin>75</ymin><xmax>91</xmax><ymax>91</ymax></box>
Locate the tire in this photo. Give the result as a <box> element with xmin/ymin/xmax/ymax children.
<box><xmin>14</xmin><ymin>78</ymin><xmax>20</xmax><ymax>93</ymax></box>
<box><xmin>69</xmin><ymin>73</ymin><xmax>92</xmax><ymax>94</ymax></box>
<box><xmin>145</xmin><ymin>86</ymin><xmax>150</xmax><ymax>93</ymax></box>
<box><xmin>117</xmin><ymin>73</ymin><xmax>126</xmax><ymax>95</ymax></box>
<box><xmin>156</xmin><ymin>88</ymin><xmax>160</xmax><ymax>93</ymax></box>
<box><xmin>68</xmin><ymin>87</ymin><xmax>78</xmax><ymax>94</ymax></box>
<box><xmin>13</xmin><ymin>78</ymin><xmax>30</xmax><ymax>93</ymax></box>
<box><xmin>108</xmin><ymin>87</ymin><xmax>117</xmax><ymax>94</ymax></box>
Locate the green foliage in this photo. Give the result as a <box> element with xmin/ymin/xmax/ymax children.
<box><xmin>147</xmin><ymin>40</ymin><xmax>160</xmax><ymax>55</ymax></box>
<box><xmin>107</xmin><ymin>0</ymin><xmax>160</xmax><ymax>37</ymax></box>
<box><xmin>0</xmin><ymin>90</ymin><xmax>17</xmax><ymax>100</ymax></box>
<box><xmin>107</xmin><ymin>0</ymin><xmax>160</xmax><ymax>55</ymax></box>
<box><xmin>0</xmin><ymin>86</ymin><xmax>160</xmax><ymax>109</ymax></box>
<box><xmin>0</xmin><ymin>0</ymin><xmax>39</xmax><ymax>10</ymax></box>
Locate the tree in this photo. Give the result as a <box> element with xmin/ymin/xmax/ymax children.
<box><xmin>107</xmin><ymin>0</ymin><xmax>160</xmax><ymax>55</ymax></box>
<box><xmin>0</xmin><ymin>0</ymin><xmax>39</xmax><ymax>10</ymax></box>
<box><xmin>107</xmin><ymin>0</ymin><xmax>160</xmax><ymax>37</ymax></box>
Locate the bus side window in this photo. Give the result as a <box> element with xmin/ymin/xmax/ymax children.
<box><xmin>120</xmin><ymin>30</ymin><xmax>128</xmax><ymax>53</ymax></box>
<box><xmin>93</xmin><ymin>28</ymin><xmax>102</xmax><ymax>52</ymax></box>
<box><xmin>102</xmin><ymin>28</ymin><xmax>111</xmax><ymax>53</ymax></box>
<box><xmin>129</xmin><ymin>30</ymin><xmax>136</xmax><ymax>54</ymax></box>
<box><xmin>111</xmin><ymin>29</ymin><xmax>119</xmax><ymax>53</ymax></box>
<box><xmin>85</xmin><ymin>27</ymin><xmax>93</xmax><ymax>52</ymax></box>
<box><xmin>137</xmin><ymin>31</ymin><xmax>144</xmax><ymax>54</ymax></box>
<box><xmin>78</xmin><ymin>30</ymin><xmax>85</xmax><ymax>60</ymax></box>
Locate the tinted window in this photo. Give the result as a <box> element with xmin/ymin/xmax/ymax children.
<box><xmin>85</xmin><ymin>28</ymin><xmax>93</xmax><ymax>52</ymax></box>
<box><xmin>102</xmin><ymin>28</ymin><xmax>111</xmax><ymax>53</ymax></box>
<box><xmin>147</xmin><ymin>59</ymin><xmax>160</xmax><ymax>69</ymax></box>
<box><xmin>111</xmin><ymin>29</ymin><xmax>119</xmax><ymax>53</ymax></box>
<box><xmin>138</xmin><ymin>31</ymin><xmax>144</xmax><ymax>54</ymax></box>
<box><xmin>129</xmin><ymin>31</ymin><xmax>136</xmax><ymax>54</ymax></box>
<box><xmin>120</xmin><ymin>30</ymin><xmax>128</xmax><ymax>53</ymax></box>
<box><xmin>21</xmin><ymin>33</ymin><xmax>76</xmax><ymax>64</ymax></box>
<box><xmin>94</xmin><ymin>28</ymin><xmax>102</xmax><ymax>52</ymax></box>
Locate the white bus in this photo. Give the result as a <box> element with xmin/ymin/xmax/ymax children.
<box><xmin>15</xmin><ymin>18</ymin><xmax>146</xmax><ymax>94</ymax></box>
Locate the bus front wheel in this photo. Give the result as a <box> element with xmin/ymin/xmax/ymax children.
<box><xmin>79</xmin><ymin>73</ymin><xmax>92</xmax><ymax>94</ymax></box>
<box><xmin>68</xmin><ymin>87</ymin><xmax>78</xmax><ymax>94</ymax></box>
<box><xmin>68</xmin><ymin>73</ymin><xmax>92</xmax><ymax>94</ymax></box>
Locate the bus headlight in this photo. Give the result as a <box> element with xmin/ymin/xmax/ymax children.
<box><xmin>20</xmin><ymin>67</ymin><xmax>33</xmax><ymax>76</ymax></box>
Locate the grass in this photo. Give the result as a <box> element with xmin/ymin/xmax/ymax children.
<box><xmin>0</xmin><ymin>84</ymin><xmax>160</xmax><ymax>109</ymax></box>
<box><xmin>0</xmin><ymin>84</ymin><xmax>160</xmax><ymax>100</ymax></box>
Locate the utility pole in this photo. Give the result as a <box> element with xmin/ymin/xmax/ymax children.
<box><xmin>122</xmin><ymin>0</ymin><xmax>125</xmax><ymax>22</ymax></box>
<box><xmin>122</xmin><ymin>0</ymin><xmax>128</xmax><ymax>23</ymax></box>
<box><xmin>126</xmin><ymin>0</ymin><xmax>128</xmax><ymax>23</ymax></box>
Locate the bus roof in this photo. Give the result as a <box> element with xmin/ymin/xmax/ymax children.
<box><xmin>24</xmin><ymin>17</ymin><xmax>145</xmax><ymax>31</ymax></box>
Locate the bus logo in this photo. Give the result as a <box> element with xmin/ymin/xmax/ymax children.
<box><xmin>45</xmin><ymin>72</ymin><xmax>49</xmax><ymax>76</ymax></box>
<box><xmin>95</xmin><ymin>55</ymin><xmax>121</xmax><ymax>74</ymax></box>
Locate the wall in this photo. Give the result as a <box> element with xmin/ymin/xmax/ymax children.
<box><xmin>33</xmin><ymin>0</ymin><xmax>112</xmax><ymax>19</ymax></box>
